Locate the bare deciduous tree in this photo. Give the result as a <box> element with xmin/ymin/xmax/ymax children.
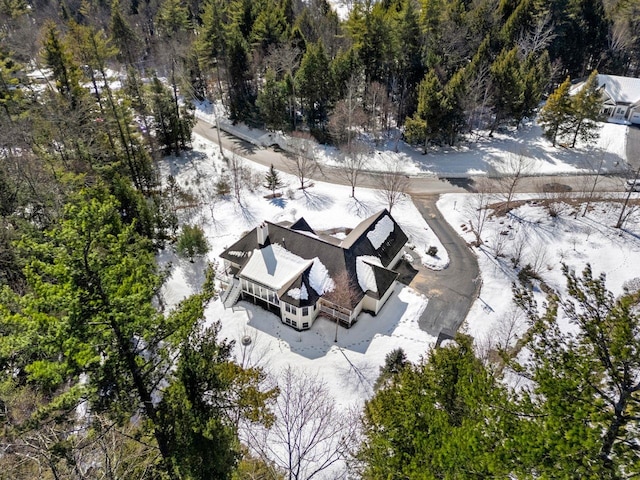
<box><xmin>375</xmin><ymin>162</ymin><xmax>409</xmax><ymax>213</ymax></box>
<box><xmin>465</xmin><ymin>178</ymin><xmax>494</xmax><ymax>245</ymax></box>
<box><xmin>229</xmin><ymin>150</ymin><xmax>249</xmax><ymax>203</ymax></box>
<box><xmin>336</xmin><ymin>140</ymin><xmax>368</xmax><ymax>198</ymax></box>
<box><xmin>328</xmin><ymin>76</ymin><xmax>366</xmax><ymax>149</ymax></box>
<box><xmin>517</xmin><ymin>13</ymin><xmax>556</xmax><ymax>57</ymax></box>
<box><xmin>494</xmin><ymin>152</ymin><xmax>533</xmax><ymax>210</ymax></box>
<box><xmin>365</xmin><ymin>81</ymin><xmax>390</xmax><ymax>146</ymax></box>
<box><xmin>615</xmin><ymin>164</ymin><xmax>640</xmax><ymax>228</ymax></box>
<box><xmin>323</xmin><ymin>270</ymin><xmax>360</xmax><ymax>338</ymax></box>
<box><xmin>286</xmin><ymin>132</ymin><xmax>319</xmax><ymax>190</ymax></box>
<box><xmin>528</xmin><ymin>242</ymin><xmax>550</xmax><ymax>277</ymax></box>
<box><xmin>243</xmin><ymin>367</ymin><xmax>356</xmax><ymax>480</ymax></box>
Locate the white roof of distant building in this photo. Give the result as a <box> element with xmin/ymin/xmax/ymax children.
<box><xmin>597</xmin><ymin>74</ymin><xmax>640</xmax><ymax>104</ymax></box>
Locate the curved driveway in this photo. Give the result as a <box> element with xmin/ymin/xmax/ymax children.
<box><xmin>193</xmin><ymin>118</ymin><xmax>629</xmax><ymax>338</ymax></box>
<box><xmin>410</xmin><ymin>195</ymin><xmax>480</xmax><ymax>338</ymax></box>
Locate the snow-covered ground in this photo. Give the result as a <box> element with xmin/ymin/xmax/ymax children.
<box><xmin>160</xmin><ymin>112</ymin><xmax>640</xmax><ymax>478</ymax></box>
<box><xmin>159</xmin><ymin>133</ymin><xmax>445</xmax><ymax>410</ymax></box>
<box><xmin>195</xmin><ymin>101</ymin><xmax>630</xmax><ymax>178</ymax></box>
<box><xmin>437</xmin><ymin>193</ymin><xmax>640</xmax><ymax>352</ymax></box>
<box><xmin>163</xmin><ymin>109</ymin><xmax>638</xmax><ymax>405</ymax></box>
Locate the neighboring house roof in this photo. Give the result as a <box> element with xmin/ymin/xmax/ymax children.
<box><xmin>220</xmin><ymin>209</ymin><xmax>407</xmax><ymax>310</ymax></box>
<box><xmin>571</xmin><ymin>74</ymin><xmax>640</xmax><ymax>106</ymax></box>
<box><xmin>596</xmin><ymin>74</ymin><xmax>640</xmax><ymax>105</ymax></box>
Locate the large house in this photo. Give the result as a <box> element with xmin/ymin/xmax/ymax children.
<box><xmin>573</xmin><ymin>74</ymin><xmax>640</xmax><ymax>125</ymax></box>
<box><xmin>219</xmin><ymin>210</ymin><xmax>408</xmax><ymax>331</ymax></box>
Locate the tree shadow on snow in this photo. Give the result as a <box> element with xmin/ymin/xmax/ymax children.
<box><xmin>301</xmin><ymin>189</ymin><xmax>334</xmax><ymax>211</ymax></box>
<box><xmin>269</xmin><ymin>196</ymin><xmax>287</xmax><ymax>209</ymax></box>
<box><xmin>347</xmin><ymin>197</ymin><xmax>375</xmax><ymax>218</ymax></box>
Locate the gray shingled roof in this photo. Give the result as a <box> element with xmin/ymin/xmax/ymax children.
<box><xmin>219</xmin><ymin>209</ymin><xmax>405</xmax><ymax>310</ymax></box>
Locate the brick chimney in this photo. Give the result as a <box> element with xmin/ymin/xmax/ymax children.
<box><xmin>257</xmin><ymin>222</ymin><xmax>269</xmax><ymax>246</ymax></box>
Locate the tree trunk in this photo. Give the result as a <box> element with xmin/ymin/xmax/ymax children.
<box><xmin>571</xmin><ymin>119</ymin><xmax>582</xmax><ymax>148</ymax></box>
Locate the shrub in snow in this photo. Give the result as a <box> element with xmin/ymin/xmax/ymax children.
<box><xmin>177</xmin><ymin>224</ymin><xmax>209</xmax><ymax>262</ymax></box>
<box><xmin>427</xmin><ymin>246</ymin><xmax>438</xmax><ymax>257</ymax></box>
<box><xmin>215</xmin><ymin>177</ymin><xmax>231</xmax><ymax>196</ymax></box>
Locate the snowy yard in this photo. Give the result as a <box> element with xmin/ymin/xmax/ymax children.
<box><xmin>156</xmin><ymin>115</ymin><xmax>640</xmax><ymax>477</ymax></box>
<box><xmin>160</xmin><ymin>114</ymin><xmax>639</xmax><ymax>406</ymax></box>
<box><xmin>437</xmin><ymin>193</ymin><xmax>640</xmax><ymax>353</ymax></box>
<box><xmin>159</xmin><ymin>133</ymin><xmax>444</xmax><ymax>411</ymax></box>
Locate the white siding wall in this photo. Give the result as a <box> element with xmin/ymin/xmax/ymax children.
<box><xmin>362</xmin><ymin>280</ymin><xmax>396</xmax><ymax>315</ymax></box>
<box><xmin>280</xmin><ymin>301</ymin><xmax>319</xmax><ymax>330</ymax></box>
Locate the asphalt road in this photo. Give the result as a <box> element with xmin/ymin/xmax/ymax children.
<box><xmin>193</xmin><ymin>118</ymin><xmax>633</xmax><ymax>338</ymax></box>
<box><xmin>194</xmin><ymin>119</ymin><xmax>630</xmax><ymax>195</ymax></box>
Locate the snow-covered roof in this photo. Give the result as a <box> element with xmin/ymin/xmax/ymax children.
<box><xmin>287</xmin><ymin>285</ymin><xmax>309</xmax><ymax>300</ymax></box>
<box><xmin>308</xmin><ymin>258</ymin><xmax>335</xmax><ymax>295</ymax></box>
<box><xmin>356</xmin><ymin>256</ymin><xmax>383</xmax><ymax>293</ymax></box>
<box><xmin>239</xmin><ymin>244</ymin><xmax>312</xmax><ymax>290</ymax></box>
<box><xmin>367</xmin><ymin>215</ymin><xmax>395</xmax><ymax>250</ymax></box>
<box><xmin>597</xmin><ymin>74</ymin><xmax>640</xmax><ymax>105</ymax></box>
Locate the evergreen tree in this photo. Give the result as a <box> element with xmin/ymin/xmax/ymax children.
<box><xmin>568</xmin><ymin>69</ymin><xmax>603</xmax><ymax>147</ymax></box>
<box><xmin>0</xmin><ymin>189</ymin><xmax>274</xmax><ymax>479</ymax></box>
<box><xmin>538</xmin><ymin>76</ymin><xmax>573</xmax><ymax>146</ymax></box>
<box><xmin>359</xmin><ymin>336</ymin><xmax>513</xmax><ymax>478</ymax></box>
<box><xmin>263</xmin><ymin>164</ymin><xmax>284</xmax><ymax>197</ymax></box>
<box><xmin>109</xmin><ymin>0</ymin><xmax>141</xmax><ymax>66</ymax></box>
<box><xmin>490</xmin><ymin>47</ymin><xmax>524</xmax><ymax>132</ymax></box>
<box><xmin>149</xmin><ymin>73</ymin><xmax>195</xmax><ymax>155</ymax></box>
<box><xmin>513</xmin><ymin>264</ymin><xmax>640</xmax><ymax>478</ymax></box>
<box><xmin>295</xmin><ymin>41</ymin><xmax>334</xmax><ymax>127</ymax></box>
<box><xmin>159</xmin><ymin>322</ymin><xmax>277</xmax><ymax>479</ymax></box>
<box><xmin>156</xmin><ymin>0</ymin><xmax>191</xmax><ymax>38</ymax></box>
<box><xmin>42</xmin><ymin>21</ymin><xmax>86</xmax><ymax>110</ymax></box>
<box><xmin>225</xmin><ymin>24</ymin><xmax>255</xmax><ymax>121</ymax></box>
<box><xmin>404</xmin><ymin>70</ymin><xmax>445</xmax><ymax>152</ymax></box>
<box><xmin>176</xmin><ymin>224</ymin><xmax>209</xmax><ymax>261</ymax></box>
<box><xmin>256</xmin><ymin>68</ymin><xmax>290</xmax><ymax>131</ymax></box>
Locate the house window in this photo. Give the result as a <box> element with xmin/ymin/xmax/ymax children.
<box><xmin>292</xmin><ymin>320</ymin><xmax>298</xmax><ymax>328</ymax></box>
<box><xmin>302</xmin><ymin>322</ymin><xmax>309</xmax><ymax>329</ymax></box>
<box><xmin>285</xmin><ymin>303</ymin><xmax>297</xmax><ymax>315</ymax></box>
<box><xmin>302</xmin><ymin>307</ymin><xmax>309</xmax><ymax>316</ymax></box>
<box><xmin>285</xmin><ymin>318</ymin><xmax>291</xmax><ymax>325</ymax></box>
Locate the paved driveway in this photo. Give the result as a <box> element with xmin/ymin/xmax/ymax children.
<box><xmin>193</xmin><ymin>118</ymin><xmax>631</xmax><ymax>339</ymax></box>
<box><xmin>410</xmin><ymin>195</ymin><xmax>480</xmax><ymax>338</ymax></box>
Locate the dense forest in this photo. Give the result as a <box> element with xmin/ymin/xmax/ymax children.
<box><xmin>1</xmin><ymin>0</ymin><xmax>640</xmax><ymax>478</ymax></box>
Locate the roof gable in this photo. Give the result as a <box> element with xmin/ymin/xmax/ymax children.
<box><xmin>290</xmin><ymin>217</ymin><xmax>316</xmax><ymax>234</ymax></box>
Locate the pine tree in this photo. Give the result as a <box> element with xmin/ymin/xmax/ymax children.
<box><xmin>42</xmin><ymin>21</ymin><xmax>86</xmax><ymax>110</ymax></box>
<box><xmin>538</xmin><ymin>76</ymin><xmax>573</xmax><ymax>146</ymax></box>
<box><xmin>359</xmin><ymin>336</ymin><xmax>514</xmax><ymax>478</ymax></box>
<box><xmin>263</xmin><ymin>164</ymin><xmax>284</xmax><ymax>197</ymax></box>
<box><xmin>513</xmin><ymin>264</ymin><xmax>640</xmax><ymax>477</ymax></box>
<box><xmin>176</xmin><ymin>224</ymin><xmax>209</xmax><ymax>261</ymax></box>
<box><xmin>295</xmin><ymin>41</ymin><xmax>334</xmax><ymax>127</ymax></box>
<box><xmin>149</xmin><ymin>73</ymin><xmax>195</xmax><ymax>155</ymax></box>
<box><xmin>404</xmin><ymin>70</ymin><xmax>445</xmax><ymax>152</ymax></box>
<box><xmin>256</xmin><ymin>69</ymin><xmax>290</xmax><ymax>131</ymax></box>
<box><xmin>568</xmin><ymin>69</ymin><xmax>603</xmax><ymax>147</ymax></box>
<box><xmin>490</xmin><ymin>46</ymin><xmax>524</xmax><ymax>132</ymax></box>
